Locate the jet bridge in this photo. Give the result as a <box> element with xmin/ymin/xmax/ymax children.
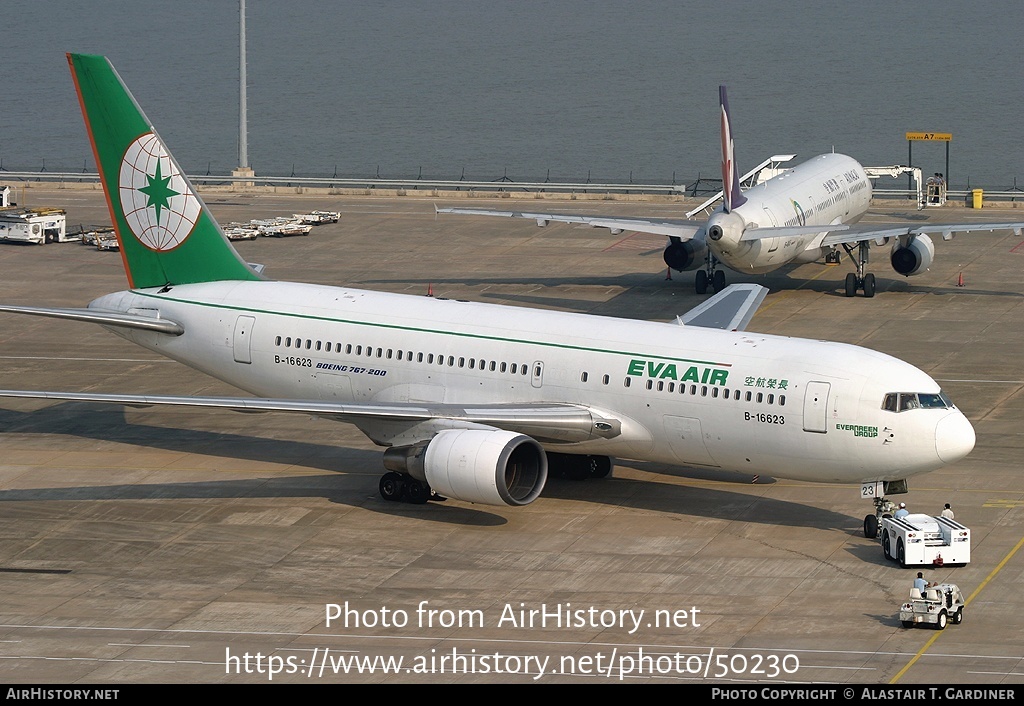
<box><xmin>685</xmin><ymin>155</ymin><xmax>797</xmax><ymax>218</ymax></box>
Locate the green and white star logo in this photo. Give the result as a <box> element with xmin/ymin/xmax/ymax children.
<box><xmin>119</xmin><ymin>133</ymin><xmax>200</xmax><ymax>251</ymax></box>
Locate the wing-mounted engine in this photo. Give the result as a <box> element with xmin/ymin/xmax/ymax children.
<box><xmin>663</xmin><ymin>233</ymin><xmax>709</xmax><ymax>272</ymax></box>
<box><xmin>383</xmin><ymin>429</ymin><xmax>547</xmax><ymax>506</ymax></box>
<box><xmin>890</xmin><ymin>234</ymin><xmax>935</xmax><ymax>276</ymax></box>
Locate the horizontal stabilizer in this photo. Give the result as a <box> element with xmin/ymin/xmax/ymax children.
<box><xmin>436</xmin><ymin>206</ymin><xmax>704</xmax><ymax>239</ymax></box>
<box><xmin>0</xmin><ymin>304</ymin><xmax>184</xmax><ymax>335</ymax></box>
<box><xmin>676</xmin><ymin>283</ymin><xmax>768</xmax><ymax>331</ymax></box>
<box><xmin>740</xmin><ymin>223</ymin><xmax>850</xmax><ymax>241</ymax></box>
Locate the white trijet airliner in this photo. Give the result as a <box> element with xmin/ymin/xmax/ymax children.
<box><xmin>0</xmin><ymin>56</ymin><xmax>976</xmax><ymax>536</ymax></box>
<box><xmin>440</xmin><ymin>86</ymin><xmax>1024</xmax><ymax>298</ymax></box>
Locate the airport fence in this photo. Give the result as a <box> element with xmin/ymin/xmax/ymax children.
<box><xmin>2</xmin><ymin>171</ymin><xmax>1023</xmax><ymax>205</ymax></box>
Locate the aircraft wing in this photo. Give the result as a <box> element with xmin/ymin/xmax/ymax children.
<box><xmin>675</xmin><ymin>283</ymin><xmax>768</xmax><ymax>331</ymax></box>
<box><xmin>436</xmin><ymin>206</ymin><xmax>705</xmax><ymax>239</ymax></box>
<box><xmin>821</xmin><ymin>221</ymin><xmax>1024</xmax><ymax>247</ymax></box>
<box><xmin>0</xmin><ymin>390</ymin><xmax>620</xmax><ymax>444</ymax></box>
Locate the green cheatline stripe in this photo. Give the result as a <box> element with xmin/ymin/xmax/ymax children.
<box><xmin>133</xmin><ymin>290</ymin><xmax>732</xmax><ymax>368</ymax></box>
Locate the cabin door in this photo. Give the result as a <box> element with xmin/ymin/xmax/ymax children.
<box><xmin>232</xmin><ymin>315</ymin><xmax>256</xmax><ymax>364</ymax></box>
<box><xmin>802</xmin><ymin>381</ymin><xmax>831</xmax><ymax>433</ymax></box>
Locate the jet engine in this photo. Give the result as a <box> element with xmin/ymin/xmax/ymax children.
<box><xmin>384</xmin><ymin>429</ymin><xmax>548</xmax><ymax>506</ymax></box>
<box><xmin>890</xmin><ymin>234</ymin><xmax>935</xmax><ymax>276</ymax></box>
<box><xmin>663</xmin><ymin>236</ymin><xmax>708</xmax><ymax>272</ymax></box>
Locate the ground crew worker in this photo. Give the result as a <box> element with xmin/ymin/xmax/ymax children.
<box><xmin>941</xmin><ymin>503</ymin><xmax>954</xmax><ymax>520</ymax></box>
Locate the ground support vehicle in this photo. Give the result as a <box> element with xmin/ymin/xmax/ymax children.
<box><xmin>900</xmin><ymin>583</ymin><xmax>964</xmax><ymax>629</ymax></box>
<box><xmin>881</xmin><ymin>513</ymin><xmax>970</xmax><ymax>567</ymax></box>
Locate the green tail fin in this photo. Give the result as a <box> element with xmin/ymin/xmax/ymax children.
<box><xmin>67</xmin><ymin>53</ymin><xmax>261</xmax><ymax>289</ymax></box>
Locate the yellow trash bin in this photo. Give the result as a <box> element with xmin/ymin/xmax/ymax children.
<box><xmin>972</xmin><ymin>188</ymin><xmax>984</xmax><ymax>209</ymax></box>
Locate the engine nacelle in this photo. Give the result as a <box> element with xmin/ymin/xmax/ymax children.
<box><xmin>890</xmin><ymin>234</ymin><xmax>935</xmax><ymax>276</ymax></box>
<box><xmin>663</xmin><ymin>236</ymin><xmax>709</xmax><ymax>272</ymax></box>
<box><xmin>417</xmin><ymin>429</ymin><xmax>547</xmax><ymax>506</ymax></box>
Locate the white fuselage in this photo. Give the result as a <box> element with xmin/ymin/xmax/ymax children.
<box><xmin>710</xmin><ymin>153</ymin><xmax>872</xmax><ymax>273</ymax></box>
<box><xmin>89</xmin><ymin>279</ymin><xmax>973</xmax><ymax>485</ymax></box>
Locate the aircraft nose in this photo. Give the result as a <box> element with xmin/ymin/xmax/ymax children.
<box><xmin>935</xmin><ymin>412</ymin><xmax>976</xmax><ymax>464</ymax></box>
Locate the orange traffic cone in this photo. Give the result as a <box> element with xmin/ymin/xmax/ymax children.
<box><xmin>665</xmin><ymin>267</ymin><xmax>672</xmax><ymax>280</ymax></box>
<box><xmin>956</xmin><ymin>272</ymin><xmax>965</xmax><ymax>287</ymax></box>
<box><xmin>427</xmin><ymin>283</ymin><xmax>434</xmax><ymax>297</ymax></box>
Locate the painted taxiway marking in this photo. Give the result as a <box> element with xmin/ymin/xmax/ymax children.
<box><xmin>890</xmin><ymin>535</ymin><xmax>1024</xmax><ymax>683</ymax></box>
<box><xmin>983</xmin><ymin>499</ymin><xmax>1024</xmax><ymax>508</ymax></box>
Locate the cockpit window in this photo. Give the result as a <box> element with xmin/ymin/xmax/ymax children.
<box><xmin>882</xmin><ymin>391</ymin><xmax>955</xmax><ymax>412</ymax></box>
<box><xmin>883</xmin><ymin>393</ymin><xmax>898</xmax><ymax>412</ymax></box>
<box><xmin>899</xmin><ymin>393</ymin><xmax>920</xmax><ymax>411</ymax></box>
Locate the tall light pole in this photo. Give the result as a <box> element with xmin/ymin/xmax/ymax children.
<box><xmin>233</xmin><ymin>0</ymin><xmax>255</xmax><ymax>182</ymax></box>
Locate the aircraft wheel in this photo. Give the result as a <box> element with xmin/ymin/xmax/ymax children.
<box><xmin>863</xmin><ymin>273</ymin><xmax>876</xmax><ymax>298</ymax></box>
<box><xmin>405</xmin><ymin>479</ymin><xmax>431</xmax><ymax>504</ymax></box>
<box><xmin>712</xmin><ymin>270</ymin><xmax>726</xmax><ymax>292</ymax></box>
<box><xmin>845</xmin><ymin>273</ymin><xmax>857</xmax><ymax>297</ymax></box>
<box><xmin>864</xmin><ymin>514</ymin><xmax>878</xmax><ymax>539</ymax></box>
<box><xmin>589</xmin><ymin>455</ymin><xmax>612</xmax><ymax>479</ymax></box>
<box><xmin>379</xmin><ymin>472</ymin><xmax>406</xmax><ymax>502</ymax></box>
<box><xmin>695</xmin><ymin>270</ymin><xmax>709</xmax><ymax>295</ymax></box>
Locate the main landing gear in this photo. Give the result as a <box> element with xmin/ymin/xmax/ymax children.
<box><xmin>547</xmin><ymin>453</ymin><xmax>613</xmax><ymax>481</ymax></box>
<box><xmin>378</xmin><ymin>472</ymin><xmax>444</xmax><ymax>505</ymax></box>
<box><xmin>841</xmin><ymin>241</ymin><xmax>876</xmax><ymax>298</ymax></box>
<box><xmin>695</xmin><ymin>257</ymin><xmax>726</xmax><ymax>295</ymax></box>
